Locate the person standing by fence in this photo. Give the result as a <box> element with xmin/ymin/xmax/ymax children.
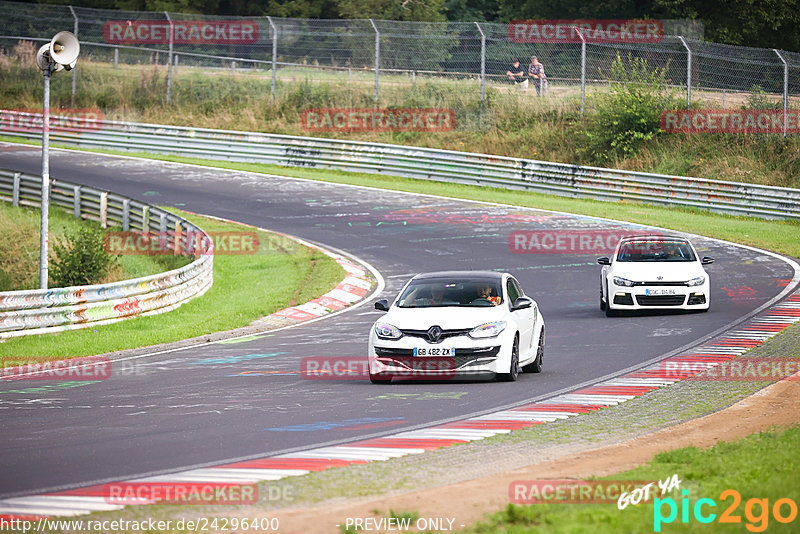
<box><xmin>506</xmin><ymin>58</ymin><xmax>528</xmax><ymax>90</ymax></box>
<box><xmin>528</xmin><ymin>56</ymin><xmax>546</xmax><ymax>96</ymax></box>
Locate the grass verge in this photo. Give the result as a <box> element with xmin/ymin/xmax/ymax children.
<box><xmin>468</xmin><ymin>424</ymin><xmax>800</xmax><ymax>533</ymax></box>
<box><xmin>0</xmin><ymin>209</ymin><xmax>346</xmax><ymax>359</ymax></box>
<box><xmin>0</xmin><ymin>201</ymin><xmax>187</xmax><ymax>291</ymax></box>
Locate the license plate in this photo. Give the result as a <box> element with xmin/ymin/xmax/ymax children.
<box><xmin>645</xmin><ymin>289</ymin><xmax>677</xmax><ymax>296</ymax></box>
<box><xmin>413</xmin><ymin>347</ymin><xmax>455</xmax><ymax>357</ymax></box>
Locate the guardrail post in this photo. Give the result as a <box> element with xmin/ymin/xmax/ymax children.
<box><xmin>267</xmin><ymin>16</ymin><xmax>277</xmax><ymax>100</ymax></box>
<box><xmin>68</xmin><ymin>6</ymin><xmax>78</xmax><ymax>99</ymax></box>
<box><xmin>369</xmin><ymin>19</ymin><xmax>380</xmax><ymax>106</ymax></box>
<box><xmin>164</xmin><ymin>11</ymin><xmax>174</xmax><ymax>104</ymax></box>
<box><xmin>475</xmin><ymin>22</ymin><xmax>486</xmax><ymax>107</ymax></box>
<box><xmin>73</xmin><ymin>185</ymin><xmax>81</xmax><ymax>218</ymax></box>
<box><xmin>159</xmin><ymin>212</ymin><xmax>167</xmax><ymax>250</ymax></box>
<box><xmin>142</xmin><ymin>205</ymin><xmax>150</xmax><ymax>231</ymax></box>
<box><xmin>174</xmin><ymin>53</ymin><xmax>179</xmax><ymax>74</ymax></box>
<box><xmin>122</xmin><ymin>198</ymin><xmax>130</xmax><ymax>231</ymax></box>
<box><xmin>678</xmin><ymin>36</ymin><xmax>691</xmax><ymax>106</ymax></box>
<box><xmin>773</xmin><ymin>49</ymin><xmax>789</xmax><ymax>138</ymax></box>
<box><xmin>12</xmin><ymin>172</ymin><xmax>20</xmax><ymax>206</ymax></box>
<box><xmin>174</xmin><ymin>220</ymin><xmax>182</xmax><ymax>255</ymax></box>
<box><xmin>114</xmin><ymin>47</ymin><xmax>118</xmax><ymax>69</ymax></box>
<box><xmin>99</xmin><ymin>191</ymin><xmax>108</xmax><ymax>229</ymax></box>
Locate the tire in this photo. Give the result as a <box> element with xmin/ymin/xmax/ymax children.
<box><xmin>600</xmin><ymin>283</ymin><xmax>607</xmax><ymax>311</ymax></box>
<box><xmin>605</xmin><ymin>304</ymin><xmax>619</xmax><ymax>317</ymax></box>
<box><xmin>522</xmin><ymin>331</ymin><xmax>544</xmax><ymax>373</ymax></box>
<box><xmin>369</xmin><ymin>372</ymin><xmax>392</xmax><ymax>384</ymax></box>
<box><xmin>498</xmin><ymin>337</ymin><xmax>520</xmax><ymax>382</ymax></box>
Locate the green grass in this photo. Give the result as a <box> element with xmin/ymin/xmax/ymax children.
<box><xmin>2</xmin><ymin>50</ymin><xmax>799</xmax><ymax>189</ymax></box>
<box><xmin>0</xmin><ymin>201</ymin><xmax>187</xmax><ymax>291</ymax></box>
<box><xmin>0</xmin><ymin>209</ymin><xmax>346</xmax><ymax>359</ymax></box>
<box><xmin>467</xmin><ymin>424</ymin><xmax>800</xmax><ymax>533</ymax></box>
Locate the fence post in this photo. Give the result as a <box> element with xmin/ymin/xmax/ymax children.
<box><xmin>174</xmin><ymin>53</ymin><xmax>179</xmax><ymax>74</ymax></box>
<box><xmin>267</xmin><ymin>16</ymin><xmax>277</xmax><ymax>100</ymax></box>
<box><xmin>114</xmin><ymin>47</ymin><xmax>118</xmax><ymax>69</ymax></box>
<box><xmin>369</xmin><ymin>19</ymin><xmax>380</xmax><ymax>106</ymax></box>
<box><xmin>678</xmin><ymin>36</ymin><xmax>691</xmax><ymax>106</ymax></box>
<box><xmin>164</xmin><ymin>11</ymin><xmax>174</xmax><ymax>103</ymax></box>
<box><xmin>68</xmin><ymin>6</ymin><xmax>78</xmax><ymax>99</ymax></box>
<box><xmin>773</xmin><ymin>49</ymin><xmax>789</xmax><ymax>138</ymax></box>
<box><xmin>475</xmin><ymin>22</ymin><xmax>486</xmax><ymax>107</ymax></box>
<box><xmin>573</xmin><ymin>26</ymin><xmax>586</xmax><ymax>115</ymax></box>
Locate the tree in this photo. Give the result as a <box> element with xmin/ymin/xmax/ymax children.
<box><xmin>335</xmin><ymin>0</ymin><xmax>447</xmax><ymax>21</ymax></box>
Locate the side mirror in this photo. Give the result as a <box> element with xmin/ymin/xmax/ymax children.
<box><xmin>597</xmin><ymin>257</ymin><xmax>611</xmax><ymax>265</ymax></box>
<box><xmin>701</xmin><ymin>256</ymin><xmax>715</xmax><ymax>265</ymax></box>
<box><xmin>374</xmin><ymin>299</ymin><xmax>390</xmax><ymax>312</ymax></box>
<box><xmin>511</xmin><ymin>296</ymin><xmax>533</xmax><ymax>311</ymax></box>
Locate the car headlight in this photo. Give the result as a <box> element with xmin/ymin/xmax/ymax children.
<box><xmin>612</xmin><ymin>276</ymin><xmax>635</xmax><ymax>287</ymax></box>
<box><xmin>469</xmin><ymin>321</ymin><xmax>507</xmax><ymax>339</ymax></box>
<box><xmin>687</xmin><ymin>276</ymin><xmax>705</xmax><ymax>287</ymax></box>
<box><xmin>374</xmin><ymin>323</ymin><xmax>402</xmax><ymax>340</ymax></box>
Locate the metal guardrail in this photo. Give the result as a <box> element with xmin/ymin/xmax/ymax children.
<box><xmin>0</xmin><ymin>167</ymin><xmax>213</xmax><ymax>337</ymax></box>
<box><xmin>2</xmin><ymin>110</ymin><xmax>800</xmax><ymax>220</ymax></box>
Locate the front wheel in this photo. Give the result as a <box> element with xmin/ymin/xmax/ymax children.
<box><xmin>498</xmin><ymin>337</ymin><xmax>520</xmax><ymax>382</ymax></box>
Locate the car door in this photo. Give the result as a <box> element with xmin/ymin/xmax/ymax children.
<box><xmin>507</xmin><ymin>277</ymin><xmax>535</xmax><ymax>356</ymax></box>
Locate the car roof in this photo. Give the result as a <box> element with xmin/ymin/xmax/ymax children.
<box><xmin>620</xmin><ymin>234</ymin><xmax>689</xmax><ymax>243</ymax></box>
<box><xmin>411</xmin><ymin>271</ymin><xmax>506</xmax><ymax>282</ymax></box>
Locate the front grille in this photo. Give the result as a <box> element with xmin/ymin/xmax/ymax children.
<box><xmin>633</xmin><ymin>281</ymin><xmax>688</xmax><ymax>286</ymax></box>
<box><xmin>374</xmin><ymin>346</ymin><xmax>500</xmax><ymax>370</ymax></box>
<box><xmin>635</xmin><ymin>295</ymin><xmax>686</xmax><ymax>306</ymax></box>
<box><xmin>400</xmin><ymin>328</ymin><xmax>471</xmax><ymax>342</ymax></box>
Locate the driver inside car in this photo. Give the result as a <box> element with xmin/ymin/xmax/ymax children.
<box><xmin>473</xmin><ymin>284</ymin><xmax>501</xmax><ymax>306</ymax></box>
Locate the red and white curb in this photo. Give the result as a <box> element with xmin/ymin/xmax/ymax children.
<box><xmin>3</xmin><ymin>291</ymin><xmax>798</xmax><ymax>520</ymax></box>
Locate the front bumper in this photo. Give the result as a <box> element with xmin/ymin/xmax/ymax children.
<box><xmin>608</xmin><ymin>282</ymin><xmax>710</xmax><ymax>311</ymax></box>
<box><xmin>368</xmin><ymin>332</ymin><xmax>512</xmax><ymax>378</ymax></box>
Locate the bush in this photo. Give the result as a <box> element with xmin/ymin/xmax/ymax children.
<box><xmin>579</xmin><ymin>54</ymin><xmax>678</xmax><ymax>164</ymax></box>
<box><xmin>745</xmin><ymin>85</ymin><xmax>780</xmax><ymax>109</ymax></box>
<box><xmin>50</xmin><ymin>225</ymin><xmax>118</xmax><ymax>287</ymax></box>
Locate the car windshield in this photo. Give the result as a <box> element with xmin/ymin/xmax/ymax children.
<box><xmin>396</xmin><ymin>278</ymin><xmax>503</xmax><ymax>308</ymax></box>
<box><xmin>616</xmin><ymin>240</ymin><xmax>697</xmax><ymax>262</ymax></box>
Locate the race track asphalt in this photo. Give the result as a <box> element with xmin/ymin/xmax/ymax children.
<box><xmin>0</xmin><ymin>144</ymin><xmax>795</xmax><ymax>497</ymax></box>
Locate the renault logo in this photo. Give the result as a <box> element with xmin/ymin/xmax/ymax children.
<box><xmin>427</xmin><ymin>325</ymin><xmax>443</xmax><ymax>343</ymax></box>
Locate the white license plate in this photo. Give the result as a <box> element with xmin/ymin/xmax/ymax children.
<box><xmin>413</xmin><ymin>347</ymin><xmax>455</xmax><ymax>357</ymax></box>
<box><xmin>645</xmin><ymin>289</ymin><xmax>677</xmax><ymax>296</ymax></box>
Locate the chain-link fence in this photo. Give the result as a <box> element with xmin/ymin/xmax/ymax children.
<box><xmin>1</xmin><ymin>0</ymin><xmax>798</xmax><ymax>130</ymax></box>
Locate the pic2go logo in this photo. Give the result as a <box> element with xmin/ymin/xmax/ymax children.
<box><xmin>654</xmin><ymin>489</ymin><xmax>798</xmax><ymax>532</ymax></box>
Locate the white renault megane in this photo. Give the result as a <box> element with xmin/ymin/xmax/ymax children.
<box><xmin>598</xmin><ymin>235</ymin><xmax>714</xmax><ymax>316</ymax></box>
<box><xmin>368</xmin><ymin>271</ymin><xmax>545</xmax><ymax>383</ymax></box>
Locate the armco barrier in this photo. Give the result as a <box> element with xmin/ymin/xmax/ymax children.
<box><xmin>0</xmin><ymin>168</ymin><xmax>213</xmax><ymax>337</ymax></box>
<box><xmin>2</xmin><ymin>110</ymin><xmax>799</xmax><ymax>220</ymax></box>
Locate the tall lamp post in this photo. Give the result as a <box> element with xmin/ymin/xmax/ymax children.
<box><xmin>35</xmin><ymin>32</ymin><xmax>79</xmax><ymax>289</ymax></box>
